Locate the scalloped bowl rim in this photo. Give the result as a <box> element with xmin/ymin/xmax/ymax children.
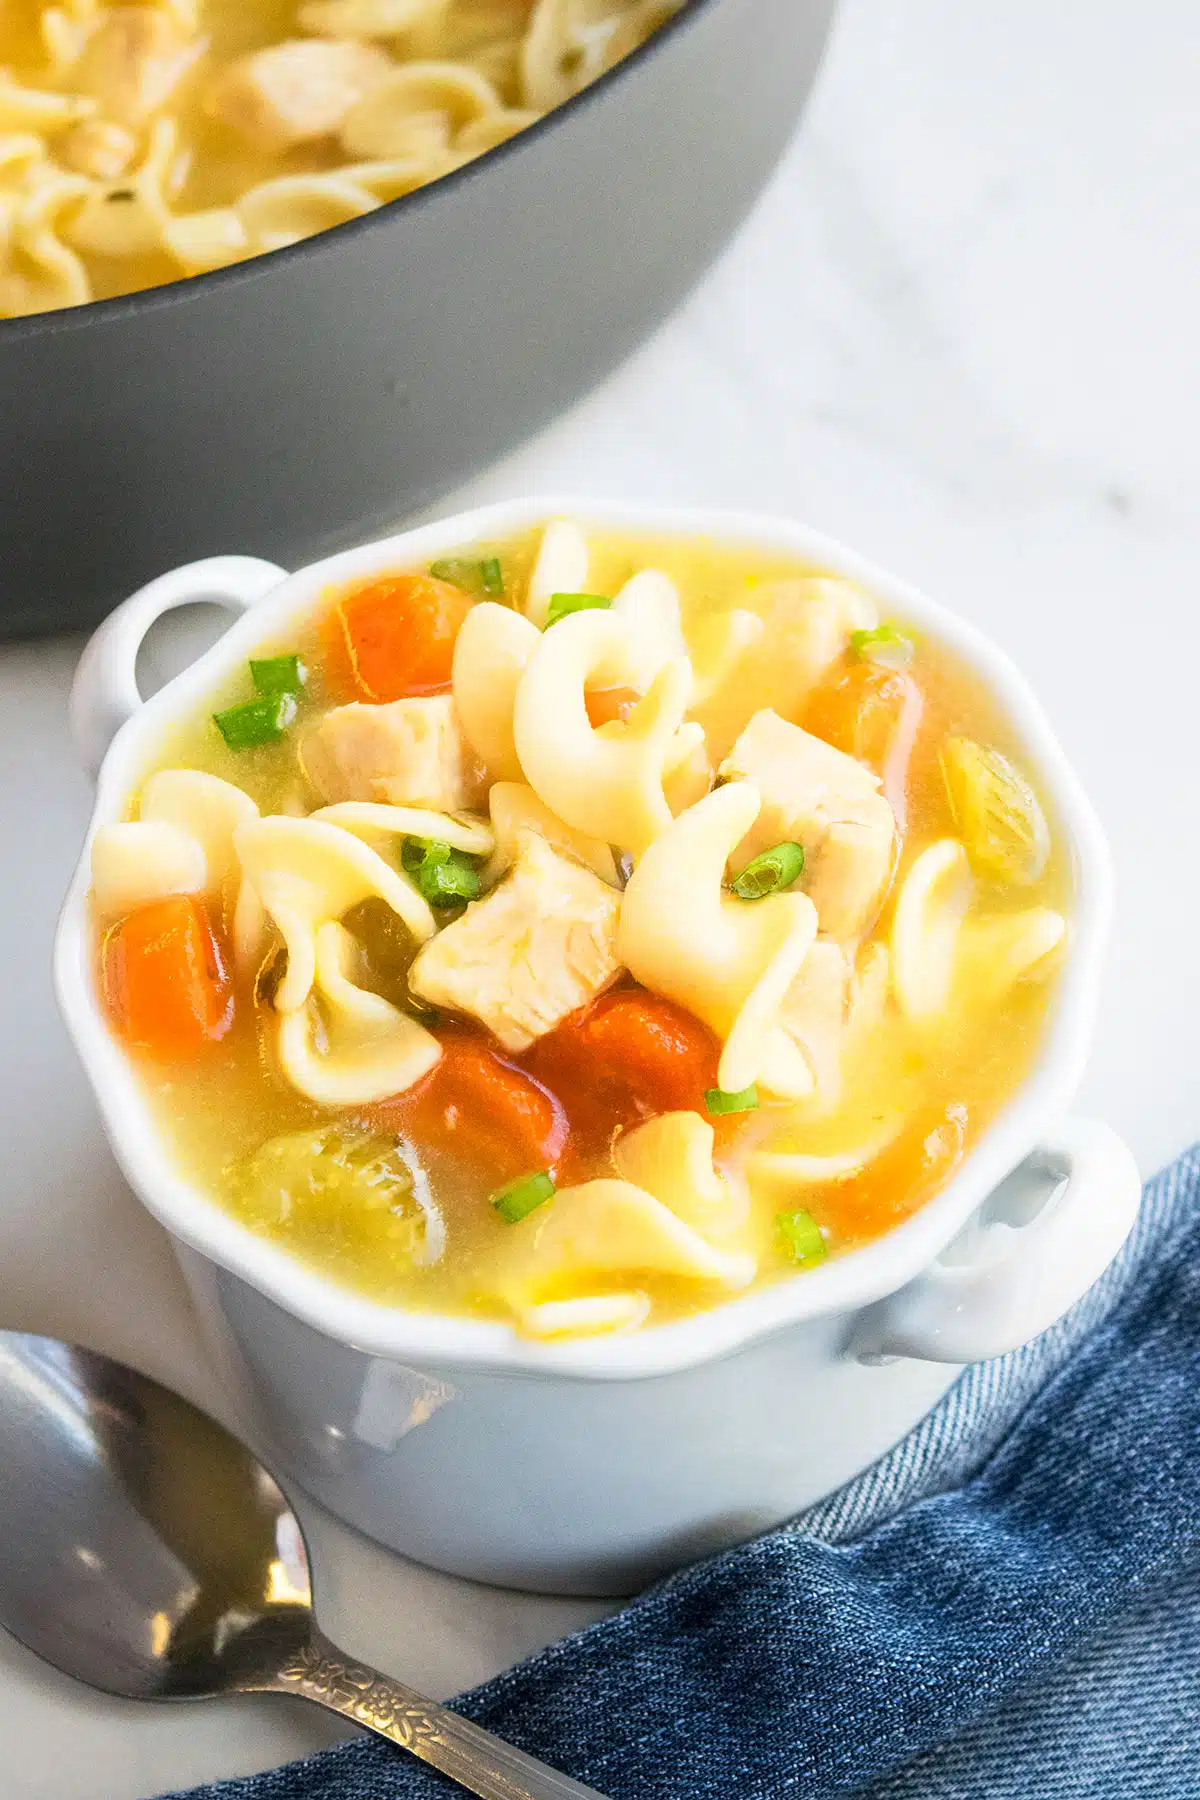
<box><xmin>54</xmin><ymin>496</ymin><xmax>1111</xmax><ymax>1380</ymax></box>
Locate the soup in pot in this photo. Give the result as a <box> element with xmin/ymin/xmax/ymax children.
<box><xmin>89</xmin><ymin>517</ymin><xmax>1068</xmax><ymax>1340</ymax></box>
<box><xmin>0</xmin><ymin>0</ymin><xmax>679</xmax><ymax>318</ymax></box>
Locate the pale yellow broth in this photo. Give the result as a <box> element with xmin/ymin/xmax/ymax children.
<box><xmin>107</xmin><ymin>523</ymin><xmax>1069</xmax><ymax>1325</ymax></box>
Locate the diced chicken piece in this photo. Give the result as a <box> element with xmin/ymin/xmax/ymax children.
<box><xmin>408</xmin><ymin>830</ymin><xmax>622</xmax><ymax>1051</ymax></box>
<box><xmin>206</xmin><ymin>38</ymin><xmax>392</xmax><ymax>150</ymax></box>
<box><xmin>302</xmin><ymin>696</ymin><xmax>485</xmax><ymax>813</ymax></box>
<box><xmin>720</xmin><ymin>709</ymin><xmax>896</xmax><ymax>941</ymax></box>
<box><xmin>75</xmin><ymin>8</ymin><xmax>206</xmax><ymax>127</ymax></box>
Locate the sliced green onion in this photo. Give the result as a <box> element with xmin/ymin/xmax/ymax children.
<box><xmin>249</xmin><ymin>653</ymin><xmax>307</xmax><ymax>696</ymax></box>
<box><xmin>213</xmin><ymin>692</ymin><xmax>297</xmax><ymax>749</ymax></box>
<box><xmin>776</xmin><ymin>1208</ymin><xmax>828</xmax><ymax>1267</ymax></box>
<box><xmin>479</xmin><ymin>556</ymin><xmax>504</xmax><ymax>595</ymax></box>
<box><xmin>401</xmin><ymin>837</ymin><xmax>481</xmax><ymax>906</ymax></box>
<box><xmin>429</xmin><ymin>557</ymin><xmax>504</xmax><ymax>598</ymax></box>
<box><xmin>731</xmin><ymin>841</ymin><xmax>805</xmax><ymax>901</ymax></box>
<box><xmin>545</xmin><ymin>591</ymin><xmax>612</xmax><ymax>628</ymax></box>
<box><xmin>420</xmin><ymin>858</ymin><xmax>481</xmax><ymax>905</ymax></box>
<box><xmin>705</xmin><ymin>1083</ymin><xmax>759</xmax><ymax>1116</ymax></box>
<box><xmin>850</xmin><ymin>625</ymin><xmax>914</xmax><ymax>669</ymax></box>
<box><xmin>492</xmin><ymin>1169</ymin><xmax>556</xmax><ymax>1224</ymax></box>
<box><xmin>401</xmin><ymin>837</ymin><xmax>448</xmax><ymax>876</ymax></box>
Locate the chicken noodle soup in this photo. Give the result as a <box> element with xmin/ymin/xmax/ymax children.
<box><xmin>0</xmin><ymin>0</ymin><xmax>680</xmax><ymax>319</ymax></box>
<box><xmin>90</xmin><ymin>520</ymin><xmax>1069</xmax><ymax>1340</ymax></box>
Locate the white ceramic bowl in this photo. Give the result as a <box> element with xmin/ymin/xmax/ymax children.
<box><xmin>55</xmin><ymin>499</ymin><xmax>1141</xmax><ymax>1594</ymax></box>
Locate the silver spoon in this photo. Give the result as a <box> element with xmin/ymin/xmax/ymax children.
<box><xmin>0</xmin><ymin>1331</ymin><xmax>605</xmax><ymax>1800</ymax></box>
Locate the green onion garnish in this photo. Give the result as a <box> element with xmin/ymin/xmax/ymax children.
<box><xmin>429</xmin><ymin>557</ymin><xmax>505</xmax><ymax>598</ymax></box>
<box><xmin>250</xmin><ymin>653</ymin><xmax>307</xmax><ymax>696</ymax></box>
<box><xmin>213</xmin><ymin>692</ymin><xmax>297</xmax><ymax>750</ymax></box>
<box><xmin>545</xmin><ymin>592</ymin><xmax>612</xmax><ymax>628</ymax></box>
<box><xmin>850</xmin><ymin>625</ymin><xmax>914</xmax><ymax>669</ymax></box>
<box><xmin>401</xmin><ymin>837</ymin><xmax>447</xmax><ymax>876</ymax></box>
<box><xmin>731</xmin><ymin>841</ymin><xmax>805</xmax><ymax>901</ymax></box>
<box><xmin>705</xmin><ymin>1084</ymin><xmax>759</xmax><ymax>1116</ymax></box>
<box><xmin>491</xmin><ymin>1169</ymin><xmax>556</xmax><ymax>1224</ymax></box>
<box><xmin>401</xmin><ymin>837</ymin><xmax>481</xmax><ymax>906</ymax></box>
<box><xmin>776</xmin><ymin>1208</ymin><xmax>828</xmax><ymax>1267</ymax></box>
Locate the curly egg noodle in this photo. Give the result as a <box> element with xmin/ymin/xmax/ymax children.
<box><xmin>91</xmin><ymin>520</ymin><xmax>1069</xmax><ymax>1340</ymax></box>
<box><xmin>0</xmin><ymin>0</ymin><xmax>679</xmax><ymax>318</ymax></box>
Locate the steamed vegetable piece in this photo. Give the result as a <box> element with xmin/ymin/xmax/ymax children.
<box><xmin>850</xmin><ymin>624</ymin><xmax>914</xmax><ymax>668</ymax></box>
<box><xmin>730</xmin><ymin>842</ymin><xmax>805</xmax><ymax>900</ymax></box>
<box><xmin>213</xmin><ymin>691</ymin><xmax>297</xmax><ymax>749</ymax></box>
<box><xmin>941</xmin><ymin>737</ymin><xmax>1050</xmax><ymax>885</ymax></box>
<box><xmin>492</xmin><ymin>1170</ymin><xmax>556</xmax><ymax>1224</ymax></box>
<box><xmin>401</xmin><ymin>837</ymin><xmax>482</xmax><ymax>907</ymax></box>
<box><xmin>325</xmin><ymin>573</ymin><xmax>473</xmax><ymax>700</ymax></box>
<box><xmin>816</xmin><ymin>1101</ymin><xmax>971</xmax><ymax>1245</ymax></box>
<box><xmin>776</xmin><ymin>1208</ymin><xmax>827</xmax><ymax>1266</ymax></box>
<box><xmin>213</xmin><ymin>653</ymin><xmax>307</xmax><ymax>747</ymax></box>
<box><xmin>545</xmin><ymin>592</ymin><xmax>612</xmax><ymax>627</ymax></box>
<box><xmin>429</xmin><ymin>557</ymin><xmax>504</xmax><ymax>597</ymax></box>
<box><xmin>227</xmin><ymin>1127</ymin><xmax>436</xmax><ymax>1261</ymax></box>
<box><xmin>529</xmin><ymin>988</ymin><xmax>721</xmax><ymax>1151</ymax></box>
<box><xmin>584</xmin><ymin>685</ymin><xmax>641</xmax><ymax>728</ymax></box>
<box><xmin>250</xmin><ymin>653</ymin><xmax>307</xmax><ymax>696</ymax></box>
<box><xmin>102</xmin><ymin>894</ymin><xmax>231</xmax><ymax>1053</ymax></box>
<box><xmin>705</xmin><ymin>1084</ymin><xmax>759</xmax><ymax>1116</ymax></box>
<box><xmin>804</xmin><ymin>661</ymin><xmax>924</xmax><ymax>783</ymax></box>
<box><xmin>387</xmin><ymin>1030</ymin><xmax>568</xmax><ymax>1181</ymax></box>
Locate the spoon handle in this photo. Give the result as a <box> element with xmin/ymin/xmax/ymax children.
<box><xmin>269</xmin><ymin>1629</ymin><xmax>608</xmax><ymax>1800</ymax></box>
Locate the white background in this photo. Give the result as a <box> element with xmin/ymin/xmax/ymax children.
<box><xmin>3</xmin><ymin>1</ymin><xmax>1198</xmax><ymax>1793</ymax></box>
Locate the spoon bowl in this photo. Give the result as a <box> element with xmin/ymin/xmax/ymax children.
<box><xmin>0</xmin><ymin>1332</ymin><xmax>602</xmax><ymax>1798</ymax></box>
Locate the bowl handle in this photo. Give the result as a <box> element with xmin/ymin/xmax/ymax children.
<box><xmin>851</xmin><ymin>1118</ymin><xmax>1141</xmax><ymax>1365</ymax></box>
<box><xmin>70</xmin><ymin>556</ymin><xmax>288</xmax><ymax>778</ymax></box>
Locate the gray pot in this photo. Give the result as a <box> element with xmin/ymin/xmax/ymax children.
<box><xmin>0</xmin><ymin>0</ymin><xmax>835</xmax><ymax>636</ymax></box>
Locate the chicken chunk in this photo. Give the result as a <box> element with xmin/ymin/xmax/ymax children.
<box><xmin>75</xmin><ymin>7</ymin><xmax>206</xmax><ymax>127</ymax></box>
<box><xmin>206</xmin><ymin>38</ymin><xmax>392</xmax><ymax>150</ymax></box>
<box><xmin>302</xmin><ymin>695</ymin><xmax>485</xmax><ymax>813</ymax></box>
<box><xmin>408</xmin><ymin>831</ymin><xmax>622</xmax><ymax>1051</ymax></box>
<box><xmin>720</xmin><ymin>709</ymin><xmax>896</xmax><ymax>940</ymax></box>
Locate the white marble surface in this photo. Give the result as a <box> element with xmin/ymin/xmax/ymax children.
<box><xmin>3</xmin><ymin>0</ymin><xmax>1199</xmax><ymax>1793</ymax></box>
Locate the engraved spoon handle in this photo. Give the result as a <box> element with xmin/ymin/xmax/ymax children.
<box><xmin>267</xmin><ymin>1629</ymin><xmax>608</xmax><ymax>1800</ymax></box>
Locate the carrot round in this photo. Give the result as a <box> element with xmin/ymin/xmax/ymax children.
<box><xmin>529</xmin><ymin>987</ymin><xmax>720</xmax><ymax>1152</ymax></box>
<box><xmin>584</xmin><ymin>685</ymin><xmax>641</xmax><ymax>729</ymax></box>
<box><xmin>102</xmin><ymin>894</ymin><xmax>232</xmax><ymax>1055</ymax></box>
<box><xmin>324</xmin><ymin>573</ymin><xmax>473</xmax><ymax>701</ymax></box>
<box><xmin>805</xmin><ymin>661</ymin><xmax>925</xmax><ymax>825</ymax></box>
<box><xmin>820</xmin><ymin>1100</ymin><xmax>970</xmax><ymax>1244</ymax></box>
<box><xmin>805</xmin><ymin>662</ymin><xmax>920</xmax><ymax>771</ymax></box>
<box><xmin>392</xmin><ymin>1029</ymin><xmax>568</xmax><ymax>1181</ymax></box>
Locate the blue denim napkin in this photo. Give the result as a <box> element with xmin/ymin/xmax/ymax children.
<box><xmin>175</xmin><ymin>1147</ymin><xmax>1200</xmax><ymax>1800</ymax></box>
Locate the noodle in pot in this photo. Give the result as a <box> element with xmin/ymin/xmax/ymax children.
<box><xmin>0</xmin><ymin>0</ymin><xmax>681</xmax><ymax>317</ymax></box>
